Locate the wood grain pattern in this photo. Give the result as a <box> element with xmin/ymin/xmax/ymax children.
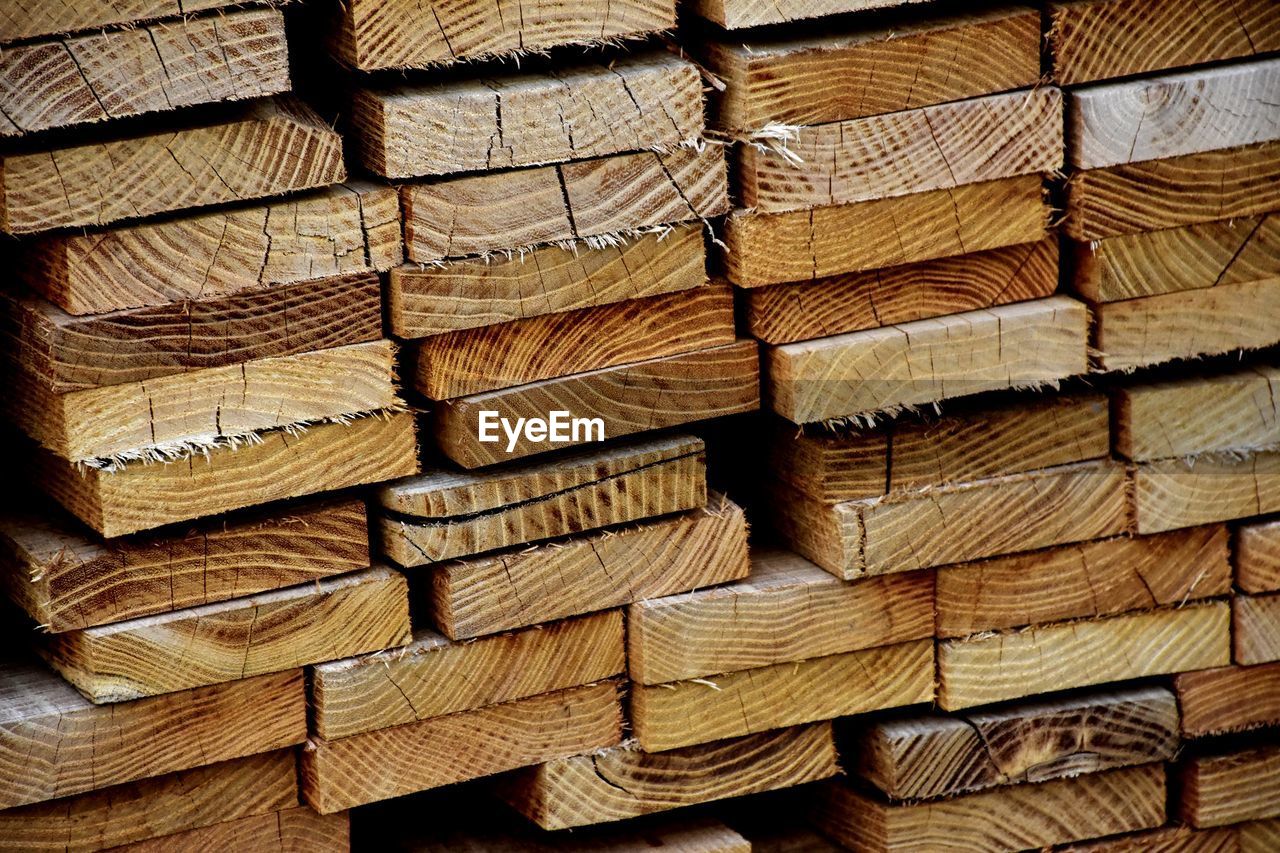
<box><xmin>107</xmin><ymin>808</ymin><xmax>348</xmax><ymax>853</ymax></box>
<box><xmin>631</xmin><ymin>639</ymin><xmax>933</xmax><ymax>751</ymax></box>
<box><xmin>628</xmin><ymin>547</ymin><xmax>932</xmax><ymax>685</ymax></box>
<box><xmin>766</xmin><ymin>296</ymin><xmax>1090</xmax><ymax>423</ymax></box>
<box><xmin>1174</xmin><ymin>662</ymin><xmax>1280</xmax><ymax>736</ymax></box>
<box><xmin>402</xmin><ymin>145</ymin><xmax>727</xmax><ymax>262</ymax></box>
<box><xmin>300</xmin><ymin>681</ymin><xmax>623</xmax><ymax>813</ymax></box>
<box><xmin>692</xmin><ymin>0</ymin><xmax>928</xmax><ymax>28</ymax></box>
<box><xmin>0</xmin><ymin>97</ymin><xmax>345</xmax><ymax>235</ymax></box>
<box><xmin>379</xmin><ymin>434</ymin><xmax>706</xmax><ymax>566</ymax></box>
<box><xmin>724</xmin><ymin>175</ymin><xmax>1050</xmax><ymax>287</ymax></box>
<box><xmin>495</xmin><ymin>722</ymin><xmax>839</xmax><ymax>829</ymax></box>
<box><xmin>0</xmin><ymin>1</ymin><xmax>241</xmax><ymax>43</ymax></box>
<box><xmin>1133</xmin><ymin>451</ymin><xmax>1280</xmax><ymax>534</ymax></box>
<box><xmin>428</xmin><ymin>493</ymin><xmax>749</xmax><ymax>639</ymax></box>
<box><xmin>1235</xmin><ymin>593</ymin><xmax>1280</xmax><ymax>665</ymax></box>
<box><xmin>937</xmin><ymin>602</ymin><xmax>1231</xmax><ymax>710</ymax></box>
<box><xmin>433</xmin><ymin>340</ymin><xmax>759</xmax><ymax>468</ymax></box>
<box><xmin>1242</xmin><ymin>820</ymin><xmax>1280</xmax><ymax>853</ymax></box>
<box><xmin>1059</xmin><ymin>824</ymin><xmax>1238</xmax><ymax>852</ymax></box>
<box><xmin>1179</xmin><ymin>744</ymin><xmax>1280</xmax><ymax>827</ymax></box>
<box><xmin>854</xmin><ymin>686</ymin><xmax>1179</xmax><ymax>800</ymax></box>
<box><xmin>1238</xmin><ymin>519</ymin><xmax>1280</xmax><ymax>594</ymax></box>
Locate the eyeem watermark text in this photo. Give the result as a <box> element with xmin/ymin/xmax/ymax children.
<box><xmin>478</xmin><ymin>411</ymin><xmax>605</xmax><ymax>452</ymax></box>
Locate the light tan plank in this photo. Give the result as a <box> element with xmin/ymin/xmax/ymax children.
<box><xmin>1235</xmin><ymin>593</ymin><xmax>1280</xmax><ymax>665</ymax></box>
<box><xmin>692</xmin><ymin>0</ymin><xmax>928</xmax><ymax>28</ymax></box>
<box><xmin>1179</xmin><ymin>744</ymin><xmax>1280</xmax><ymax>828</ymax></box>
<box><xmin>108</xmin><ymin>808</ymin><xmax>347</xmax><ymax>853</ymax></box>
<box><xmin>1238</xmin><ymin>518</ymin><xmax>1280</xmax><ymax>594</ymax></box>
<box><xmin>1059</xmin><ymin>824</ymin><xmax>1239</xmax><ymax>852</ymax></box>
<box><xmin>1174</xmin><ymin>662</ymin><xmax>1280</xmax><ymax>737</ymax></box>
<box><xmin>1134</xmin><ymin>450</ymin><xmax>1280</xmax><ymax>534</ymax></box>
<box><xmin>0</xmin><ymin>0</ymin><xmax>240</xmax><ymax>43</ymax></box>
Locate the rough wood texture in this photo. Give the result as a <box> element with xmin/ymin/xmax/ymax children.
<box><xmin>412</xmin><ymin>283</ymin><xmax>735</xmax><ymax>399</ymax></box>
<box><xmin>0</xmin><ymin>498</ymin><xmax>368</xmax><ymax>633</ymax></box>
<box><xmin>0</xmin><ymin>97</ymin><xmax>345</xmax><ymax>235</ymax></box>
<box><xmin>1242</xmin><ymin>820</ymin><xmax>1280</xmax><ymax>853</ymax></box>
<box><xmin>631</xmin><ymin>639</ymin><xmax>933</xmax><ymax>751</ymax></box>
<box><xmin>402</xmin><ymin>146</ymin><xmax>727</xmax><ymax>262</ymax></box>
<box><xmin>693</xmin><ymin>0</ymin><xmax>928</xmax><ymax>28</ymax></box>
<box><xmin>353</xmin><ymin>52</ymin><xmax>702</xmax><ymax>178</ymax></box>
<box><xmin>739</xmin><ymin>88</ymin><xmax>1062</xmax><ymax>213</ymax></box>
<box><xmin>725</xmin><ymin>175</ymin><xmax>1049</xmax><ymax>287</ymax></box>
<box><xmin>703</xmin><ymin>7</ymin><xmax>1041</xmax><ymax>131</ymax></box>
<box><xmin>0</xmin><ymin>9</ymin><xmax>289</xmax><ymax>137</ymax></box>
<box><xmin>428</xmin><ymin>493</ymin><xmax>749</xmax><ymax>639</ymax></box>
<box><xmin>1133</xmin><ymin>451</ymin><xmax>1280</xmax><ymax>534</ymax></box>
<box><xmin>936</xmin><ymin>602</ymin><xmax>1231</xmax><ymax>710</ymax></box>
<box><xmin>936</xmin><ymin>526</ymin><xmax>1231</xmax><ymax>638</ymax></box>
<box><xmin>108</xmin><ymin>807</ymin><xmax>348</xmax><ymax>853</ymax></box>
<box><xmin>35</xmin><ymin>411</ymin><xmax>418</xmax><ymax>538</ymax></box>
<box><xmin>813</xmin><ymin>764</ymin><xmax>1166</xmax><ymax>852</ymax></box>
<box><xmin>331</xmin><ymin>0</ymin><xmax>676</xmax><ymax>70</ymax></box>
<box><xmin>1059</xmin><ymin>824</ymin><xmax>1239</xmax><ymax>852</ymax></box>
<box><xmin>628</xmin><ymin>547</ymin><xmax>932</xmax><ymax>685</ymax></box>
<box><xmin>1174</xmin><ymin>662</ymin><xmax>1280</xmax><ymax>736</ymax></box>
<box><xmin>766</xmin><ymin>296</ymin><xmax>1089</xmax><ymax>423</ymax></box>
<box><xmin>300</xmin><ymin>681</ymin><xmax>623</xmax><ymax>814</ymax></box>
<box><xmin>0</xmin><ymin>660</ymin><xmax>303</xmax><ymax>809</ymax></box>
<box><xmin>1179</xmin><ymin>744</ymin><xmax>1280</xmax><ymax>827</ymax></box>
<box><xmin>379</xmin><ymin>435</ymin><xmax>706</xmax><ymax>566</ymax></box>
<box><xmin>434</xmin><ymin>340</ymin><xmax>759</xmax><ymax>468</ymax></box>
<box><xmin>389</xmin><ymin>224</ymin><xmax>706</xmax><ymax>339</ymax></box>
<box><xmin>496</xmin><ymin>722</ymin><xmax>839</xmax><ymax>829</ymax></box>
<box><xmin>0</xmin><ymin>1</ymin><xmax>241</xmax><ymax>43</ymax></box>
<box><xmin>1235</xmin><ymin>593</ymin><xmax>1280</xmax><ymax>665</ymax></box>
<box><xmin>1238</xmin><ymin>519</ymin><xmax>1280</xmax><ymax>594</ymax></box>
<box><xmin>855</xmin><ymin>686</ymin><xmax>1179</xmax><ymax>801</ymax></box>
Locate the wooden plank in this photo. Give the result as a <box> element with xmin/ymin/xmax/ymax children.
<box><xmin>1179</xmin><ymin>744</ymin><xmax>1280</xmax><ymax>827</ymax></box>
<box><xmin>738</xmin><ymin>88</ymin><xmax>1062</xmax><ymax>213</ymax></box>
<box><xmin>402</xmin><ymin>146</ymin><xmax>727</xmax><ymax>262</ymax></box>
<box><xmin>412</xmin><ymin>283</ymin><xmax>735</xmax><ymax>399</ymax></box>
<box><xmin>854</xmin><ymin>686</ymin><xmax>1179</xmax><ymax>800</ymax></box>
<box><xmin>1238</xmin><ymin>519</ymin><xmax>1280</xmax><ymax>594</ymax></box>
<box><xmin>495</xmin><ymin>722</ymin><xmax>839</xmax><ymax>829</ymax></box>
<box><xmin>1174</xmin><ymin>662</ymin><xmax>1280</xmax><ymax>737</ymax></box>
<box><xmin>936</xmin><ymin>602</ymin><xmax>1231</xmax><ymax>710</ymax></box>
<box><xmin>813</xmin><ymin>764</ymin><xmax>1166</xmax><ymax>852</ymax></box>
<box><xmin>724</xmin><ymin>175</ymin><xmax>1049</xmax><ymax>287</ymax></box>
<box><xmin>745</xmin><ymin>239</ymin><xmax>1059</xmax><ymax>345</ymax></box>
<box><xmin>0</xmin><ymin>9</ymin><xmax>289</xmax><ymax>137</ymax></box>
<box><xmin>630</xmin><ymin>639</ymin><xmax>933</xmax><ymax>751</ymax></box>
<box><xmin>428</xmin><ymin>493</ymin><xmax>749</xmax><ymax>639</ymax></box>
<box><xmin>1065</xmin><ymin>141</ymin><xmax>1280</xmax><ymax>240</ymax></box>
<box><xmin>388</xmin><ymin>224</ymin><xmax>706</xmax><ymax>339</ymax></box>
<box><xmin>433</xmin><ymin>340</ymin><xmax>759</xmax><ymax>468</ymax></box>
<box><xmin>1133</xmin><ymin>451</ymin><xmax>1280</xmax><ymax>534</ymax></box>
<box><xmin>1235</xmin><ymin>593</ymin><xmax>1280</xmax><ymax>665</ymax></box>
<box><xmin>1058</xmin><ymin>825</ymin><xmax>1238</xmax><ymax>852</ymax></box>
<box><xmin>312</xmin><ymin>610</ymin><xmax>624</xmax><ymax>740</ymax></box>
<box><xmin>0</xmin><ymin>97</ymin><xmax>345</xmax><ymax>235</ymax></box>
<box><xmin>108</xmin><ymin>808</ymin><xmax>348</xmax><ymax>853</ymax></box>
<box><xmin>692</xmin><ymin>0</ymin><xmax>928</xmax><ymax>29</ymax></box>
<box><xmin>628</xmin><ymin>547</ymin><xmax>932</xmax><ymax>685</ymax></box>
<box><xmin>703</xmin><ymin>7</ymin><xmax>1041</xmax><ymax>131</ymax></box>
<box><xmin>1114</xmin><ymin>366</ymin><xmax>1280</xmax><ymax>461</ymax></box>
<box><xmin>936</xmin><ymin>526</ymin><xmax>1231</xmax><ymax>638</ymax></box>
<box><xmin>300</xmin><ymin>681</ymin><xmax>623</xmax><ymax>813</ymax></box>
<box><xmin>0</xmin><ymin>659</ymin><xmax>304</xmax><ymax>809</ymax></box>
<box><xmin>766</xmin><ymin>297</ymin><xmax>1089</xmax><ymax>424</ymax></box>
<box><xmin>0</xmin><ymin>1</ymin><xmax>240</xmax><ymax>43</ymax></box>
<box><xmin>378</xmin><ymin>434</ymin><xmax>706</xmax><ymax>566</ymax></box>
<box><xmin>330</xmin><ymin>0</ymin><xmax>675</xmax><ymax>71</ymax></box>
<box><xmin>41</xmin><ymin>566</ymin><xmax>409</xmax><ymax>702</ymax></box>
<box><xmin>34</xmin><ymin>410</ymin><xmax>419</xmax><ymax>538</ymax></box>
<box><xmin>19</xmin><ymin>182</ymin><xmax>402</xmax><ymax>316</ymax></box>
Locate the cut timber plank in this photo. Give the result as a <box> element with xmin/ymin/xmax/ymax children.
<box><xmin>0</xmin><ymin>1</ymin><xmax>240</xmax><ymax>43</ymax></box>
<box><xmin>1049</xmin><ymin>0</ymin><xmax>1280</xmax><ymax>85</ymax></box>
<box><xmin>692</xmin><ymin>0</ymin><xmax>928</xmax><ymax>29</ymax></box>
<box><xmin>1133</xmin><ymin>451</ymin><xmax>1280</xmax><ymax>534</ymax></box>
<box><xmin>627</xmin><ymin>547</ymin><xmax>932</xmax><ymax>685</ymax></box>
<box><xmin>745</xmin><ymin>239</ymin><xmax>1059</xmax><ymax>344</ymax></box>
<box><xmin>402</xmin><ymin>146</ymin><xmax>727</xmax><ymax>262</ymax></box>
<box><xmin>434</xmin><ymin>340</ymin><xmax>759</xmax><ymax>468</ymax></box>
<box><xmin>630</xmin><ymin>639</ymin><xmax>933</xmax><ymax>751</ymax></box>
<box><xmin>1059</xmin><ymin>825</ymin><xmax>1239</xmax><ymax>852</ymax></box>
<box><xmin>495</xmin><ymin>722</ymin><xmax>839</xmax><ymax>829</ymax></box>
<box><xmin>855</xmin><ymin>686</ymin><xmax>1179</xmax><ymax>800</ymax></box>
<box><xmin>936</xmin><ymin>602</ymin><xmax>1231</xmax><ymax>710</ymax></box>
<box><xmin>1239</xmin><ymin>519</ymin><xmax>1280</xmax><ymax>593</ymax></box>
<box><xmin>108</xmin><ymin>808</ymin><xmax>348</xmax><ymax>853</ymax></box>
<box><xmin>766</xmin><ymin>297</ymin><xmax>1089</xmax><ymax>423</ymax></box>
<box><xmin>935</xmin><ymin>526</ymin><xmax>1231</xmax><ymax>638</ymax></box>
<box><xmin>0</xmin><ymin>660</ymin><xmax>303</xmax><ymax>809</ymax></box>
<box><xmin>312</xmin><ymin>610</ymin><xmax>624</xmax><ymax>740</ymax></box>
<box><xmin>1065</xmin><ymin>141</ymin><xmax>1280</xmax><ymax>240</ymax></box>
<box><xmin>378</xmin><ymin>435</ymin><xmax>706</xmax><ymax>566</ymax></box>
<box><xmin>353</xmin><ymin>52</ymin><xmax>702</xmax><ymax>178</ymax></box>
<box><xmin>300</xmin><ymin>681</ymin><xmax>623</xmax><ymax>813</ymax></box>
<box><xmin>428</xmin><ymin>493</ymin><xmax>749</xmax><ymax>639</ymax></box>
<box><xmin>35</xmin><ymin>411</ymin><xmax>418</xmax><ymax>538</ymax></box>
<box><xmin>330</xmin><ymin>0</ymin><xmax>675</xmax><ymax>71</ymax></box>
<box><xmin>739</xmin><ymin>88</ymin><xmax>1063</xmax><ymax>213</ymax></box>
<box><xmin>41</xmin><ymin>567</ymin><xmax>410</xmax><ymax>702</ymax></box>
<box><xmin>0</xmin><ymin>9</ymin><xmax>289</xmax><ymax>137</ymax></box>
<box><xmin>724</xmin><ymin>175</ymin><xmax>1049</xmax><ymax>287</ymax></box>
<box><xmin>0</xmin><ymin>751</ymin><xmax>296</xmax><ymax>853</ymax></box>
<box><xmin>703</xmin><ymin>7</ymin><xmax>1041</xmax><ymax>131</ymax></box>
<box><xmin>1114</xmin><ymin>366</ymin><xmax>1280</xmax><ymax>461</ymax></box>
<box><xmin>1174</xmin><ymin>662</ymin><xmax>1280</xmax><ymax>736</ymax></box>
<box><xmin>0</xmin><ymin>97</ymin><xmax>345</xmax><ymax>235</ymax></box>
<box><xmin>813</xmin><ymin>764</ymin><xmax>1166</xmax><ymax>852</ymax></box>
<box><xmin>0</xmin><ymin>498</ymin><xmax>368</xmax><ymax>633</ymax></box>
<box><xmin>412</xmin><ymin>284</ymin><xmax>735</xmax><ymax>399</ymax></box>
<box><xmin>1179</xmin><ymin>744</ymin><xmax>1280</xmax><ymax>827</ymax></box>
<box><xmin>1235</xmin><ymin>593</ymin><xmax>1280</xmax><ymax>665</ymax></box>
